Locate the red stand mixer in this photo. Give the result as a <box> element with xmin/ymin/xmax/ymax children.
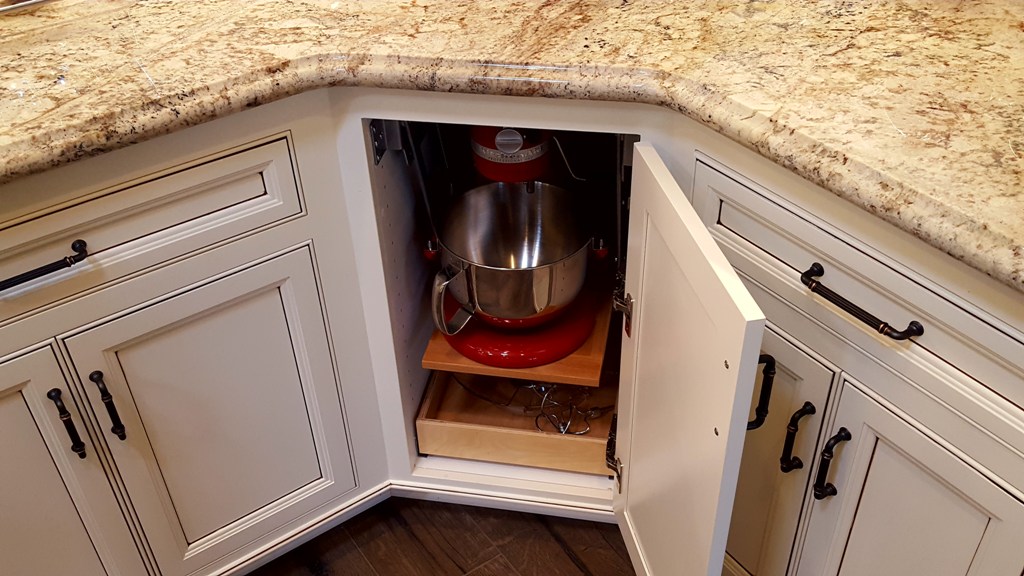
<box><xmin>429</xmin><ymin>127</ymin><xmax>602</xmax><ymax>368</ymax></box>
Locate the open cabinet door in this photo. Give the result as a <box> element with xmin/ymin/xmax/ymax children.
<box><xmin>614</xmin><ymin>143</ymin><xmax>765</xmax><ymax>576</ymax></box>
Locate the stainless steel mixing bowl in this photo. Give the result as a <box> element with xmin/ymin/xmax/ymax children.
<box><xmin>432</xmin><ymin>181</ymin><xmax>589</xmax><ymax>335</ymax></box>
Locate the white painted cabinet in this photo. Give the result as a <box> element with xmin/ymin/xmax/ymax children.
<box><xmin>725</xmin><ymin>328</ymin><xmax>835</xmax><ymax>576</ymax></box>
<box><xmin>61</xmin><ymin>247</ymin><xmax>356</xmax><ymax>576</ymax></box>
<box><xmin>0</xmin><ymin>347</ymin><xmax>147</xmax><ymax>576</ymax></box>
<box><xmin>797</xmin><ymin>379</ymin><xmax>1024</xmax><ymax>576</ymax></box>
<box><xmin>3</xmin><ymin>87</ymin><xmax>1022</xmax><ymax>576</ymax></box>
<box><xmin>693</xmin><ymin>156</ymin><xmax>1024</xmax><ymax>576</ymax></box>
<box><xmin>0</xmin><ymin>93</ymin><xmax>375</xmax><ymax>576</ymax></box>
<box><xmin>0</xmin><ymin>243</ymin><xmax>361</xmax><ymax>576</ymax></box>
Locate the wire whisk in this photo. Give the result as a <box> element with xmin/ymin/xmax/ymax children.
<box><xmin>452</xmin><ymin>374</ymin><xmax>613</xmax><ymax>436</ymax></box>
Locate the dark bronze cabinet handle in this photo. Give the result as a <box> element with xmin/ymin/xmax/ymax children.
<box><xmin>747</xmin><ymin>354</ymin><xmax>777</xmax><ymax>431</ymax></box>
<box><xmin>89</xmin><ymin>371</ymin><xmax>126</xmax><ymax>441</ymax></box>
<box><xmin>813</xmin><ymin>427</ymin><xmax>852</xmax><ymax>500</ymax></box>
<box><xmin>800</xmin><ymin>263</ymin><xmax>924</xmax><ymax>341</ymax></box>
<box><xmin>46</xmin><ymin>388</ymin><xmax>87</xmax><ymax>459</ymax></box>
<box><xmin>780</xmin><ymin>401</ymin><xmax>816</xmax><ymax>473</ymax></box>
<box><xmin>0</xmin><ymin>239</ymin><xmax>88</xmax><ymax>292</ymax></box>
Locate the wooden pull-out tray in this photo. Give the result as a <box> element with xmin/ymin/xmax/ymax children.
<box><xmin>421</xmin><ymin>296</ymin><xmax>613</xmax><ymax>387</ymax></box>
<box><xmin>415</xmin><ymin>372</ymin><xmax>617</xmax><ymax>476</ymax></box>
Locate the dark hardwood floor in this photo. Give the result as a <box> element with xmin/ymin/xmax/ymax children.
<box><xmin>247</xmin><ymin>498</ymin><xmax>636</xmax><ymax>576</ymax></box>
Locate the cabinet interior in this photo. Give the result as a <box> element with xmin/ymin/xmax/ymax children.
<box><xmin>361</xmin><ymin>118</ymin><xmax>637</xmax><ymax>478</ymax></box>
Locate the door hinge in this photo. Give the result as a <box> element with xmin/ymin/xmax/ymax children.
<box><xmin>606</xmin><ymin>414</ymin><xmax>623</xmax><ymax>493</ymax></box>
<box><xmin>612</xmin><ymin>290</ymin><xmax>634</xmax><ymax>337</ymax></box>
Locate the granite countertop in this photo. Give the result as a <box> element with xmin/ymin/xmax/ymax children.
<box><xmin>1</xmin><ymin>0</ymin><xmax>1022</xmax><ymax>293</ymax></box>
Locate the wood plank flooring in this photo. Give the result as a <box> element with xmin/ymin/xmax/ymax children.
<box><xmin>247</xmin><ymin>498</ymin><xmax>636</xmax><ymax>576</ymax></box>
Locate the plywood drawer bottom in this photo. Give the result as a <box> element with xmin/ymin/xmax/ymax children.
<box><xmin>415</xmin><ymin>372</ymin><xmax>616</xmax><ymax>476</ymax></box>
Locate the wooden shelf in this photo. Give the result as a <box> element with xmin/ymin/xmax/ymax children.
<box><xmin>415</xmin><ymin>372</ymin><xmax>616</xmax><ymax>476</ymax></box>
<box><xmin>421</xmin><ymin>297</ymin><xmax>613</xmax><ymax>388</ymax></box>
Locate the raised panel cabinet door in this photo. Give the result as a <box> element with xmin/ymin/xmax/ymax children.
<box><xmin>724</xmin><ymin>328</ymin><xmax>835</xmax><ymax>576</ymax></box>
<box><xmin>614</xmin><ymin>142</ymin><xmax>765</xmax><ymax>576</ymax></box>
<box><xmin>0</xmin><ymin>346</ymin><xmax>147</xmax><ymax>576</ymax></box>
<box><xmin>63</xmin><ymin>247</ymin><xmax>356</xmax><ymax>576</ymax></box>
<box><xmin>796</xmin><ymin>379</ymin><xmax>1024</xmax><ymax>576</ymax></box>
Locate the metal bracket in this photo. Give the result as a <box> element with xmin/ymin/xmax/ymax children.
<box><xmin>605</xmin><ymin>414</ymin><xmax>623</xmax><ymax>493</ymax></box>
<box><xmin>368</xmin><ymin>119</ymin><xmax>407</xmax><ymax>166</ymax></box>
<box><xmin>612</xmin><ymin>291</ymin><xmax>634</xmax><ymax>337</ymax></box>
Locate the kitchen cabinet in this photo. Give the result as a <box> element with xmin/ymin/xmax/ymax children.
<box><xmin>693</xmin><ymin>156</ymin><xmax>1024</xmax><ymax>576</ymax></box>
<box><xmin>724</xmin><ymin>328</ymin><xmax>836</xmax><ymax>576</ymax></box>
<box><xmin>0</xmin><ymin>346</ymin><xmax>148</xmax><ymax>576</ymax></box>
<box><xmin>340</xmin><ymin>92</ymin><xmax>766</xmax><ymax>576</ymax></box>
<box><xmin>0</xmin><ymin>91</ymin><xmax>380</xmax><ymax>576</ymax></box>
<box><xmin>348</xmin><ymin>98</ymin><xmax>765</xmax><ymax>569</ymax></box>
<box><xmin>3</xmin><ymin>86</ymin><xmax>1022</xmax><ymax>576</ymax></box>
<box><xmin>61</xmin><ymin>246</ymin><xmax>356</xmax><ymax>576</ymax></box>
<box><xmin>1</xmin><ymin>243</ymin><xmax>361</xmax><ymax>576</ymax></box>
<box><xmin>797</xmin><ymin>378</ymin><xmax>1024</xmax><ymax>576</ymax></box>
<box><xmin>727</xmin><ymin>273</ymin><xmax>1024</xmax><ymax>576</ymax></box>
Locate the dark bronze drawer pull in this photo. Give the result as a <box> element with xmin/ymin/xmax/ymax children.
<box><xmin>747</xmin><ymin>354</ymin><xmax>777</xmax><ymax>431</ymax></box>
<box><xmin>800</xmin><ymin>263</ymin><xmax>924</xmax><ymax>341</ymax></box>
<box><xmin>46</xmin><ymin>388</ymin><xmax>87</xmax><ymax>459</ymax></box>
<box><xmin>0</xmin><ymin>239</ymin><xmax>88</xmax><ymax>292</ymax></box>
<box><xmin>812</xmin><ymin>427</ymin><xmax>852</xmax><ymax>500</ymax></box>
<box><xmin>779</xmin><ymin>401</ymin><xmax>816</xmax><ymax>473</ymax></box>
<box><xmin>89</xmin><ymin>371</ymin><xmax>127</xmax><ymax>441</ymax></box>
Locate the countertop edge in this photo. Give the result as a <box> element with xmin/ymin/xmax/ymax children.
<box><xmin>2</xmin><ymin>54</ymin><xmax>1021</xmax><ymax>295</ymax></box>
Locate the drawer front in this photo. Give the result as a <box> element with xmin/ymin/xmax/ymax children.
<box><xmin>693</xmin><ymin>161</ymin><xmax>1024</xmax><ymax>413</ymax></box>
<box><xmin>0</xmin><ymin>138</ymin><xmax>302</xmax><ymax>322</ymax></box>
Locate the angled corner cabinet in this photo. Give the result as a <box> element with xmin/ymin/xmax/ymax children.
<box><xmin>335</xmin><ymin>89</ymin><xmax>766</xmax><ymax>576</ymax></box>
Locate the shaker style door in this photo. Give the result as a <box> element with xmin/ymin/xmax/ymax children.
<box><xmin>0</xmin><ymin>346</ymin><xmax>146</xmax><ymax>576</ymax></box>
<box><xmin>62</xmin><ymin>247</ymin><xmax>357</xmax><ymax>576</ymax></box>
<box><xmin>614</xmin><ymin>143</ymin><xmax>765</xmax><ymax>576</ymax></box>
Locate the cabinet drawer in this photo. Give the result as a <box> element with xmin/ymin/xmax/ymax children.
<box><xmin>0</xmin><ymin>138</ymin><xmax>301</xmax><ymax>321</ymax></box>
<box><xmin>693</xmin><ymin>161</ymin><xmax>1024</xmax><ymax>411</ymax></box>
<box><xmin>416</xmin><ymin>372</ymin><xmax>615</xmax><ymax>476</ymax></box>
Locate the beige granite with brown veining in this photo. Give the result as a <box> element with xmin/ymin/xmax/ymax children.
<box><xmin>1</xmin><ymin>0</ymin><xmax>1022</xmax><ymax>292</ymax></box>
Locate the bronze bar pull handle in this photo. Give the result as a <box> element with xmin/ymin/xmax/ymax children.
<box><xmin>0</xmin><ymin>240</ymin><xmax>88</xmax><ymax>292</ymax></box>
<box><xmin>46</xmin><ymin>388</ymin><xmax>86</xmax><ymax>459</ymax></box>
<box><xmin>813</xmin><ymin>427</ymin><xmax>852</xmax><ymax>500</ymax></box>
<box><xmin>800</xmin><ymin>263</ymin><xmax>924</xmax><ymax>341</ymax></box>
<box><xmin>779</xmin><ymin>401</ymin><xmax>816</xmax><ymax>473</ymax></box>
<box><xmin>89</xmin><ymin>371</ymin><xmax>126</xmax><ymax>441</ymax></box>
<box><xmin>747</xmin><ymin>354</ymin><xmax>777</xmax><ymax>431</ymax></box>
